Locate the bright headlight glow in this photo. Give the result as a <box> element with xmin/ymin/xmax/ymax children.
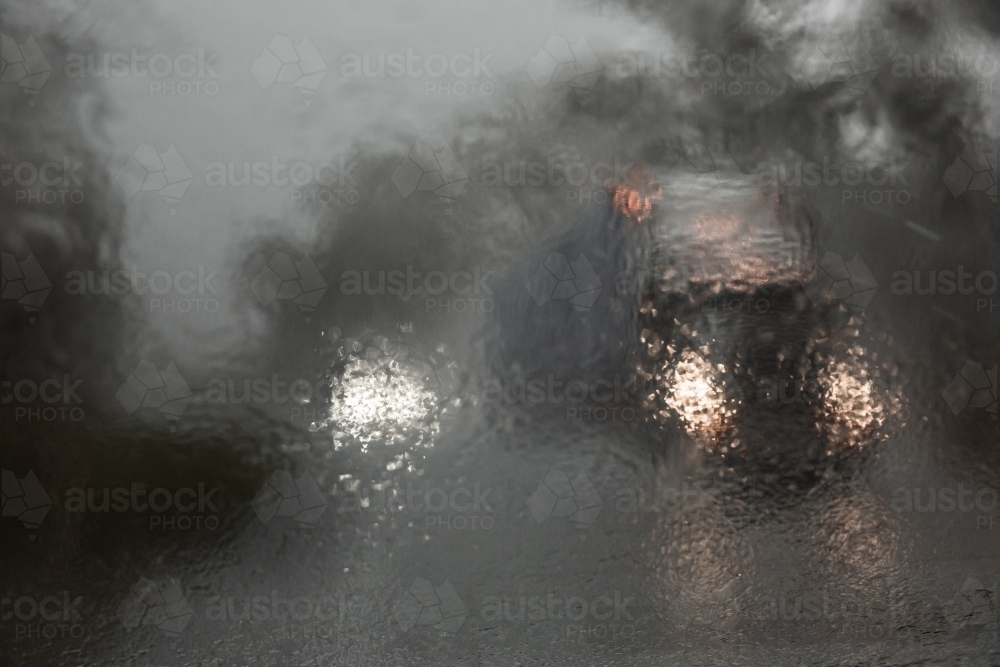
<box><xmin>326</xmin><ymin>356</ymin><xmax>439</xmax><ymax>447</ymax></box>
<box><xmin>319</xmin><ymin>334</ymin><xmax>454</xmax><ymax>451</ymax></box>
<box><xmin>816</xmin><ymin>351</ymin><xmax>887</xmax><ymax>446</ymax></box>
<box><xmin>656</xmin><ymin>349</ymin><xmax>733</xmax><ymax>437</ymax></box>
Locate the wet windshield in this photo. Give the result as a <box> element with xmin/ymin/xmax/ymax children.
<box><xmin>3</xmin><ymin>1</ymin><xmax>1000</xmax><ymax>666</ymax></box>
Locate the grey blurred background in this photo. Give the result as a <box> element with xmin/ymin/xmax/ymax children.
<box><xmin>3</xmin><ymin>0</ymin><xmax>1000</xmax><ymax>665</ymax></box>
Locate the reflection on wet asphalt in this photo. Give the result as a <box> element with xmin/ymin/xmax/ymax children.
<box><xmin>4</xmin><ymin>0</ymin><xmax>1000</xmax><ymax>665</ymax></box>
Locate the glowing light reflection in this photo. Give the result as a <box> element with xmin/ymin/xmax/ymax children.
<box><xmin>606</xmin><ymin>162</ymin><xmax>662</xmax><ymax>224</ymax></box>
<box><xmin>655</xmin><ymin>349</ymin><xmax>734</xmax><ymax>437</ymax></box>
<box><xmin>653</xmin><ymin>178</ymin><xmax>810</xmax><ymax>292</ymax></box>
<box><xmin>319</xmin><ymin>336</ymin><xmax>451</xmax><ymax>451</ymax></box>
<box><xmin>816</xmin><ymin>350</ymin><xmax>888</xmax><ymax>447</ymax></box>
